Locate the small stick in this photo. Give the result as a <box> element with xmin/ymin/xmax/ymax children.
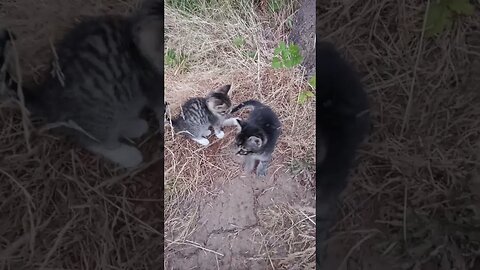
<box><xmin>167</xmin><ymin>239</ymin><xmax>224</xmax><ymax>257</ymax></box>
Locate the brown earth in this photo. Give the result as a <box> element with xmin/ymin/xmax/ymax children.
<box><xmin>164</xmin><ymin>168</ymin><xmax>315</xmax><ymax>270</ymax></box>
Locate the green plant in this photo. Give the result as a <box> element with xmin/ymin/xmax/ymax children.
<box><xmin>165</xmin><ymin>48</ymin><xmax>177</xmax><ymax>66</ymax></box>
<box><xmin>165</xmin><ymin>48</ymin><xmax>189</xmax><ymax>72</ymax></box>
<box><xmin>308</xmin><ymin>75</ymin><xmax>316</xmax><ymax>90</ymax></box>
<box><xmin>425</xmin><ymin>0</ymin><xmax>475</xmax><ymax>37</ymax></box>
<box><xmin>271</xmin><ymin>42</ymin><xmax>303</xmax><ymax>69</ymax></box>
<box><xmin>297</xmin><ymin>75</ymin><xmax>316</xmax><ymax>105</ymax></box>
<box><xmin>268</xmin><ymin>0</ymin><xmax>283</xmax><ymax>13</ymax></box>
<box><xmin>166</xmin><ymin>0</ymin><xmax>211</xmax><ymax>12</ymax></box>
<box><xmin>285</xmin><ymin>16</ymin><xmax>294</xmax><ymax>30</ymax></box>
<box><xmin>289</xmin><ymin>157</ymin><xmax>315</xmax><ymax>175</ymax></box>
<box><xmin>233</xmin><ymin>36</ymin><xmax>246</xmax><ymax>48</ymax></box>
<box><xmin>241</xmin><ymin>50</ymin><xmax>258</xmax><ymax>60</ymax></box>
<box><xmin>297</xmin><ymin>90</ymin><xmax>315</xmax><ymax>105</ymax></box>
<box><xmin>234</xmin><ymin>36</ymin><xmax>258</xmax><ymax>60</ymax></box>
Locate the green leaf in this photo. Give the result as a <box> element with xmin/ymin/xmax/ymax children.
<box><xmin>283</xmin><ymin>58</ymin><xmax>294</xmax><ymax>68</ymax></box>
<box><xmin>297</xmin><ymin>90</ymin><xmax>315</xmax><ymax>105</ymax></box>
<box><xmin>233</xmin><ymin>36</ymin><xmax>246</xmax><ymax>48</ymax></box>
<box><xmin>280</xmin><ymin>46</ymin><xmax>288</xmax><ymax>62</ymax></box>
<box><xmin>272</xmin><ymin>42</ymin><xmax>303</xmax><ymax>69</ymax></box>
<box><xmin>297</xmin><ymin>91</ymin><xmax>308</xmax><ymax>104</ymax></box>
<box><xmin>425</xmin><ymin>1</ymin><xmax>452</xmax><ymax>37</ymax></box>
<box><xmin>268</xmin><ymin>0</ymin><xmax>282</xmax><ymax>13</ymax></box>
<box><xmin>273</xmin><ymin>42</ymin><xmax>284</xmax><ymax>56</ymax></box>
<box><xmin>289</xmin><ymin>44</ymin><xmax>300</xmax><ymax>56</ymax></box>
<box><xmin>305</xmin><ymin>91</ymin><xmax>315</xmax><ymax>98</ymax></box>
<box><xmin>287</xmin><ymin>44</ymin><xmax>303</xmax><ymax>67</ymax></box>
<box><xmin>271</xmin><ymin>57</ymin><xmax>283</xmax><ymax>68</ymax></box>
<box><xmin>165</xmin><ymin>48</ymin><xmax>177</xmax><ymax>66</ymax></box>
<box><xmin>286</xmin><ymin>17</ymin><xmax>294</xmax><ymax>29</ymax></box>
<box><xmin>447</xmin><ymin>0</ymin><xmax>475</xmax><ymax>15</ymax></box>
<box><xmin>247</xmin><ymin>51</ymin><xmax>257</xmax><ymax>59</ymax></box>
<box><xmin>308</xmin><ymin>75</ymin><xmax>316</xmax><ymax>89</ymax></box>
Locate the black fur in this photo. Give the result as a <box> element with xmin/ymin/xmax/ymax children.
<box><xmin>232</xmin><ymin>100</ymin><xmax>281</xmax><ymax>154</ymax></box>
<box><xmin>0</xmin><ymin>30</ymin><xmax>18</xmax><ymax>92</ymax></box>
<box><xmin>231</xmin><ymin>100</ymin><xmax>281</xmax><ymax>176</ymax></box>
<box><xmin>315</xmin><ymin>41</ymin><xmax>370</xmax><ymax>266</ymax></box>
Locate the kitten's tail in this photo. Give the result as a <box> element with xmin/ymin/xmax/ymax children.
<box><xmin>0</xmin><ymin>28</ymin><xmax>44</xmax><ymax>116</ymax></box>
<box><xmin>230</xmin><ymin>99</ymin><xmax>263</xmax><ymax>114</ymax></box>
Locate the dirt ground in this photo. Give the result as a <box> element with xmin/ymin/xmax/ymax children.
<box><xmin>164</xmin><ymin>171</ymin><xmax>315</xmax><ymax>270</ymax></box>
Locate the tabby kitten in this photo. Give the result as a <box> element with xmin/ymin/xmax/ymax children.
<box><xmin>0</xmin><ymin>0</ymin><xmax>164</xmax><ymax>168</ymax></box>
<box><xmin>225</xmin><ymin>99</ymin><xmax>281</xmax><ymax>177</ymax></box>
<box><xmin>168</xmin><ymin>85</ymin><xmax>232</xmax><ymax>146</ymax></box>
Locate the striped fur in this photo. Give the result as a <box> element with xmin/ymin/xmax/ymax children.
<box><xmin>170</xmin><ymin>85</ymin><xmax>232</xmax><ymax>146</ymax></box>
<box><xmin>0</xmin><ymin>0</ymin><xmax>164</xmax><ymax>168</ymax></box>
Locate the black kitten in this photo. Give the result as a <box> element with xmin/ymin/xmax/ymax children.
<box><xmin>226</xmin><ymin>100</ymin><xmax>281</xmax><ymax>177</ymax></box>
<box><xmin>316</xmin><ymin>41</ymin><xmax>370</xmax><ymax>266</ymax></box>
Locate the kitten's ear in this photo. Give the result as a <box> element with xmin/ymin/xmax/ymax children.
<box><xmin>247</xmin><ymin>136</ymin><xmax>263</xmax><ymax>147</ymax></box>
<box><xmin>132</xmin><ymin>0</ymin><xmax>163</xmax><ymax>72</ymax></box>
<box><xmin>216</xmin><ymin>84</ymin><xmax>231</xmax><ymax>95</ymax></box>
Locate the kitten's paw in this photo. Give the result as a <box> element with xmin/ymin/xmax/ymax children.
<box><xmin>256</xmin><ymin>167</ymin><xmax>268</xmax><ymax>177</ymax></box>
<box><xmin>112</xmin><ymin>145</ymin><xmax>143</xmax><ymax>168</ymax></box>
<box><xmin>122</xmin><ymin>118</ymin><xmax>149</xmax><ymax>139</ymax></box>
<box><xmin>256</xmin><ymin>161</ymin><xmax>269</xmax><ymax>177</ymax></box>
<box><xmin>215</xmin><ymin>130</ymin><xmax>224</xmax><ymax>139</ymax></box>
<box><xmin>222</xmin><ymin>117</ymin><xmax>241</xmax><ymax>127</ymax></box>
<box><xmin>88</xmin><ymin>144</ymin><xmax>143</xmax><ymax>168</ymax></box>
<box><xmin>193</xmin><ymin>137</ymin><xmax>209</xmax><ymax>146</ymax></box>
<box><xmin>243</xmin><ymin>158</ymin><xmax>255</xmax><ymax>173</ymax></box>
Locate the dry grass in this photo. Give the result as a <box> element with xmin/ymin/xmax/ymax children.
<box><xmin>0</xmin><ymin>1</ymin><xmax>163</xmax><ymax>269</ymax></box>
<box><xmin>319</xmin><ymin>0</ymin><xmax>480</xmax><ymax>269</ymax></box>
<box><xmin>163</xmin><ymin>0</ymin><xmax>316</xmax><ymax>268</ymax></box>
<box><xmin>163</xmin><ymin>0</ymin><xmax>316</xmax><ymax>194</ymax></box>
<box><xmin>256</xmin><ymin>203</ymin><xmax>316</xmax><ymax>268</ymax></box>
